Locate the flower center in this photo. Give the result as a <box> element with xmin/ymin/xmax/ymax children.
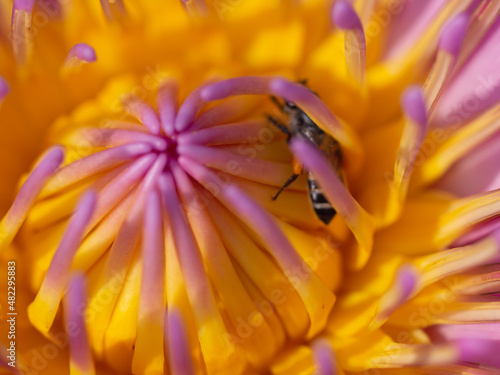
<box><xmin>3</xmin><ymin>75</ymin><xmax>371</xmax><ymax>375</ymax></box>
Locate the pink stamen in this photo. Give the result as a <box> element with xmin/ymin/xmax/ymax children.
<box><xmin>88</xmin><ymin>155</ymin><xmax>166</xmax><ymax>353</ymax></box>
<box><xmin>171</xmin><ymin>160</ymin><xmax>280</xmax><ymax>366</ymax></box>
<box><xmin>139</xmin><ymin>189</ymin><xmax>165</xmax><ymax>311</ymax></box>
<box><xmin>11</xmin><ymin>0</ymin><xmax>34</xmax><ymax>12</ymax></box>
<box><xmin>166</xmin><ymin>309</ymin><xmax>197</xmax><ymax>375</ymax></box>
<box><xmin>371</xmin><ymin>264</ymin><xmax>419</xmax><ymax>329</ymax></box>
<box><xmin>178</xmin><ymin>157</ymin><xmax>335</xmax><ymax>337</ymax></box>
<box><xmin>177</xmin><ymin>157</ymin><xmax>302</xmax><ymax>271</ymax></box>
<box><xmin>312</xmin><ymin>339</ymin><xmax>338</xmax><ymax>375</ymax></box>
<box><xmin>454</xmin><ymin>0</ymin><xmax>500</xmax><ymax>72</ymax></box>
<box><xmin>156</xmin><ymin>79</ymin><xmax>178</xmax><ymax>136</ymax></box>
<box><xmin>402</xmin><ymin>86</ymin><xmax>428</xmax><ymax>128</ymax></box>
<box><xmin>204</xmin><ymin>198</ymin><xmax>309</xmax><ymax>340</ymax></box>
<box><xmin>64</xmin><ymin>273</ymin><xmax>95</xmax><ymax>375</ymax></box>
<box><xmin>177</xmin><ymin>119</ymin><xmax>271</xmax><ymax>145</ymax></box>
<box><xmin>28</xmin><ymin>191</ymin><xmax>97</xmax><ymax>333</ymax></box>
<box><xmin>11</xmin><ymin>0</ymin><xmax>35</xmax><ymax>65</ymax></box>
<box><xmin>1</xmin><ymin>147</ymin><xmax>64</xmax><ymax>250</ymax></box>
<box><xmin>393</xmin><ymin>86</ymin><xmax>428</xmax><ymax>196</ymax></box>
<box><xmin>439</xmin><ymin>13</ymin><xmax>469</xmax><ymax>56</ymax></box>
<box><xmin>0</xmin><ymin>76</ymin><xmax>9</xmax><ymax>105</ymax></box>
<box><xmin>72</xmin><ymin>185</ymin><xmax>138</xmax><ymax>272</ymax></box>
<box><xmin>140</xmin><ymin>154</ymin><xmax>168</xmax><ymax>192</ymax></box>
<box><xmin>70</xmin><ymin>127</ymin><xmax>167</xmax><ymax>151</ymax></box>
<box><xmin>200</xmin><ymin>76</ymin><xmax>273</xmax><ymax>101</ymax></box>
<box><xmin>425</xmin><ymin>13</ymin><xmax>469</xmax><ymax>112</ymax></box>
<box><xmin>132</xmin><ymin>188</ymin><xmax>165</xmax><ymax>373</ymax></box>
<box><xmin>63</xmin><ymin>43</ymin><xmax>97</xmax><ymax>70</ymax></box>
<box><xmin>158</xmin><ymin>172</ymin><xmax>213</xmax><ymax>299</ymax></box>
<box><xmin>290</xmin><ymin>138</ymin><xmax>374</xmax><ymax>266</ymax></box>
<box><xmin>40</xmin><ymin>142</ymin><xmax>152</xmax><ymax>198</ymax></box>
<box><xmin>25</xmin><ymin>163</ymin><xmax>127</xmax><ymax>232</ymax></box>
<box><xmin>191</xmin><ymin>96</ymin><xmax>257</xmax><ymax>130</ymax></box>
<box><xmin>122</xmin><ymin>96</ymin><xmax>162</xmax><ymax>135</ymax></box>
<box><xmin>453</xmin><ymin>217</ymin><xmax>500</xmax><ymax>247</ymax></box>
<box><xmin>177</xmin><ymin>143</ymin><xmax>293</xmax><ymax>187</ymax></box>
<box><xmin>203</xmin><ymin>76</ymin><xmax>362</xmax><ymax>170</ymax></box>
<box><xmin>427</xmin><ymin>323</ymin><xmax>500</xmax><ymax>344</ymax></box>
<box><xmin>174</xmin><ymin>78</ymin><xmax>219</xmax><ymax>133</ymax></box>
<box><xmin>332</xmin><ymin>1</ymin><xmax>366</xmax><ymax>84</ymax></box>
<box><xmin>86</xmin><ymin>153</ymin><xmax>157</xmax><ymax>230</ymax></box>
<box><xmin>100</xmin><ymin>0</ymin><xmax>126</xmax><ymax>21</ymax></box>
<box><xmin>158</xmin><ymin>172</ymin><xmax>239</xmax><ymax>373</ymax></box>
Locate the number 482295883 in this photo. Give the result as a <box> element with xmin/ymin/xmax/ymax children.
<box><xmin>7</xmin><ymin>261</ymin><xmax>15</xmax><ymax>311</ymax></box>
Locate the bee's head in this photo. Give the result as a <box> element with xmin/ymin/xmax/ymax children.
<box><xmin>284</xmin><ymin>101</ymin><xmax>298</xmax><ymax>112</ymax></box>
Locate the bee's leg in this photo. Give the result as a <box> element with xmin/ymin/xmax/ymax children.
<box><xmin>269</xmin><ymin>95</ymin><xmax>285</xmax><ymax>112</ymax></box>
<box><xmin>266</xmin><ymin>114</ymin><xmax>292</xmax><ymax>142</ymax></box>
<box><xmin>273</xmin><ymin>160</ymin><xmax>303</xmax><ymax>200</ymax></box>
<box><xmin>272</xmin><ymin>173</ymin><xmax>300</xmax><ymax>200</ymax></box>
<box><xmin>297</xmin><ymin>78</ymin><xmax>308</xmax><ymax>85</ymax></box>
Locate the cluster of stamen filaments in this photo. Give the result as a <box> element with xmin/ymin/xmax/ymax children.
<box><xmin>0</xmin><ymin>75</ymin><xmax>375</xmax><ymax>374</ymax></box>
<box><xmin>5</xmin><ymin>67</ymin><xmax>500</xmax><ymax>373</ymax></box>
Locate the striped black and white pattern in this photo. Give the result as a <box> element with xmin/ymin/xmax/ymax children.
<box><xmin>307</xmin><ymin>176</ymin><xmax>337</xmax><ymax>225</ymax></box>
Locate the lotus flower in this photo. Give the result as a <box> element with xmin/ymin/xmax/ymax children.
<box><xmin>1</xmin><ymin>1</ymin><xmax>500</xmax><ymax>374</ymax></box>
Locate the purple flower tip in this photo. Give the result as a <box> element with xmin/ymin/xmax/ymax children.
<box><xmin>73</xmin><ymin>43</ymin><xmax>97</xmax><ymax>63</ymax></box>
<box><xmin>0</xmin><ymin>77</ymin><xmax>10</xmax><ymax>99</ymax></box>
<box><xmin>47</xmin><ymin>146</ymin><xmax>65</xmax><ymax>166</ymax></box>
<box><xmin>331</xmin><ymin>1</ymin><xmax>361</xmax><ymax>30</ymax></box>
<box><xmin>397</xmin><ymin>264</ymin><xmax>418</xmax><ymax>300</ymax></box>
<box><xmin>439</xmin><ymin>13</ymin><xmax>469</xmax><ymax>56</ymax></box>
<box><xmin>13</xmin><ymin>0</ymin><xmax>35</xmax><ymax>12</ymax></box>
<box><xmin>401</xmin><ymin>86</ymin><xmax>427</xmax><ymax>127</ymax></box>
<box><xmin>269</xmin><ymin>77</ymin><xmax>289</xmax><ymax>93</ymax></box>
<box><xmin>67</xmin><ymin>272</ymin><xmax>86</xmax><ymax>300</ymax></box>
<box><xmin>312</xmin><ymin>339</ymin><xmax>337</xmax><ymax>375</ymax></box>
<box><xmin>75</xmin><ymin>190</ymin><xmax>98</xmax><ymax>222</ymax></box>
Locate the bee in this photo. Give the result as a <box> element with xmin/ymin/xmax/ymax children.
<box><xmin>267</xmin><ymin>88</ymin><xmax>344</xmax><ymax>225</ymax></box>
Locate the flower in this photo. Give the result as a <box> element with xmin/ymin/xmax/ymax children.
<box><xmin>1</xmin><ymin>0</ymin><xmax>500</xmax><ymax>374</ymax></box>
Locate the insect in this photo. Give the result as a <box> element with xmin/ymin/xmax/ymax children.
<box><xmin>267</xmin><ymin>87</ymin><xmax>344</xmax><ymax>225</ymax></box>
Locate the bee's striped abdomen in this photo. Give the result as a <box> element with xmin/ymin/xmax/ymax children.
<box><xmin>307</xmin><ymin>175</ymin><xmax>336</xmax><ymax>225</ymax></box>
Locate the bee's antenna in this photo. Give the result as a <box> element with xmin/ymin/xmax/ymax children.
<box><xmin>266</xmin><ymin>114</ymin><xmax>292</xmax><ymax>142</ymax></box>
<box><xmin>269</xmin><ymin>95</ymin><xmax>286</xmax><ymax>112</ymax></box>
